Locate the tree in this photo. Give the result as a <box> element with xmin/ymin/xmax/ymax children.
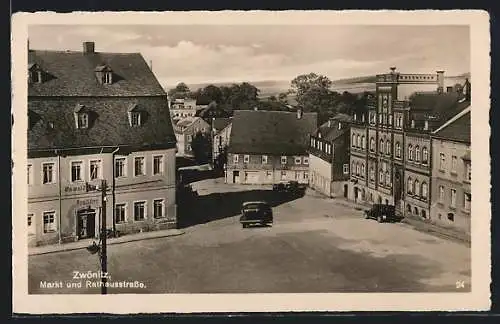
<box><xmin>200</xmin><ymin>85</ymin><xmax>223</xmax><ymax>104</ymax></box>
<box><xmin>268</xmin><ymin>95</ymin><xmax>277</xmax><ymax>102</ymax></box>
<box><xmin>278</xmin><ymin>92</ymin><xmax>288</xmax><ymax>104</ymax></box>
<box><xmin>289</xmin><ymin>73</ymin><xmax>335</xmax><ymax>112</ymax></box>
<box><xmin>168</xmin><ymin>82</ymin><xmax>191</xmax><ymax>99</ymax></box>
<box><xmin>190</xmin><ymin>131</ymin><xmax>212</xmax><ymax>164</ymax></box>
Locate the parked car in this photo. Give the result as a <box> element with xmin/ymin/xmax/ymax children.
<box><xmin>272</xmin><ymin>183</ymin><xmax>287</xmax><ymax>192</ymax></box>
<box><xmin>364</xmin><ymin>204</ymin><xmax>400</xmax><ymax>223</ymax></box>
<box><xmin>240</xmin><ymin>201</ymin><xmax>273</xmax><ymax>228</ymax></box>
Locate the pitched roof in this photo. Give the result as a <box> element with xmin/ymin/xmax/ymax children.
<box><xmin>212</xmin><ymin>117</ymin><xmax>232</xmax><ymax>132</ymax></box>
<box><xmin>433</xmin><ymin>108</ymin><xmax>471</xmax><ymax>143</ymax></box>
<box><xmin>28</xmin><ymin>97</ymin><xmax>176</xmax><ymax>152</ymax></box>
<box><xmin>228</xmin><ymin>110</ymin><xmax>317</xmax><ymax>155</ymax></box>
<box><xmin>28</xmin><ymin>50</ymin><xmax>165</xmax><ymax>96</ymax></box>
<box><xmin>315</xmin><ymin>114</ymin><xmax>352</xmax><ymax>141</ymax></box>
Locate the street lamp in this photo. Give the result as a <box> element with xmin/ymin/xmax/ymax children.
<box><xmin>85</xmin><ymin>179</ymin><xmax>109</xmax><ymax>295</ymax></box>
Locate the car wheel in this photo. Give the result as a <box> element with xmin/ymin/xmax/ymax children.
<box><xmin>242</xmin><ymin>224</ymin><xmax>247</xmax><ymax>229</ymax></box>
<box><xmin>365</xmin><ymin>213</ymin><xmax>370</xmax><ymax>219</ymax></box>
<box><xmin>377</xmin><ymin>215</ymin><xmax>383</xmax><ymax>223</ymax></box>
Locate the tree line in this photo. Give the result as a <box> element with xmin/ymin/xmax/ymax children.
<box><xmin>168</xmin><ymin>72</ymin><xmax>372</xmax><ymax>124</ymax></box>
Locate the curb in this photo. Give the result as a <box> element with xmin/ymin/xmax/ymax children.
<box><xmin>28</xmin><ymin>230</ymin><xmax>186</xmax><ymax>256</ymax></box>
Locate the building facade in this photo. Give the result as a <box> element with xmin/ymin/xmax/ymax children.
<box><xmin>348</xmin><ymin>67</ymin><xmax>471</xmax><ymax>218</ymax></box>
<box><xmin>174</xmin><ymin>117</ymin><xmax>211</xmax><ymax>157</ymax></box>
<box><xmin>430</xmin><ymin>108</ymin><xmax>471</xmax><ymax>234</ymax></box>
<box><xmin>212</xmin><ymin>118</ymin><xmax>232</xmax><ymax>166</ymax></box>
<box><xmin>308</xmin><ymin>114</ymin><xmax>352</xmax><ymax>198</ymax></box>
<box><xmin>225</xmin><ymin>110</ymin><xmax>317</xmax><ymax>185</ymax></box>
<box><xmin>28</xmin><ymin>42</ymin><xmax>177</xmax><ymax>247</ymax></box>
<box><xmin>170</xmin><ymin>98</ymin><xmax>197</xmax><ymax>122</ymax></box>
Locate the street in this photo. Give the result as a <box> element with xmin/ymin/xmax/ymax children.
<box><xmin>28</xmin><ymin>177</ymin><xmax>471</xmax><ymax>294</ymax></box>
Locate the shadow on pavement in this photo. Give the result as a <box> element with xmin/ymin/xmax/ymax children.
<box><xmin>177</xmin><ymin>189</ymin><xmax>303</xmax><ymax>228</ymax></box>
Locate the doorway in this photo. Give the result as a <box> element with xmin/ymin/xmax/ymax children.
<box><xmin>233</xmin><ymin>170</ymin><xmax>240</xmax><ymax>183</ymax></box>
<box><xmin>77</xmin><ymin>208</ymin><xmax>96</xmax><ymax>240</ymax></box>
<box><xmin>343</xmin><ymin>184</ymin><xmax>348</xmax><ymax>198</ymax></box>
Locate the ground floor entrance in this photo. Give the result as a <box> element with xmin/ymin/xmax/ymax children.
<box><xmin>77</xmin><ymin>208</ymin><xmax>96</xmax><ymax>240</ymax></box>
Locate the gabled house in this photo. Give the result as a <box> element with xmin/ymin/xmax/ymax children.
<box><xmin>308</xmin><ymin>114</ymin><xmax>352</xmax><ymax>198</ymax></box>
<box><xmin>174</xmin><ymin>116</ymin><xmax>211</xmax><ymax>157</ymax></box>
<box><xmin>225</xmin><ymin>109</ymin><xmax>317</xmax><ymax>184</ymax></box>
<box><xmin>211</xmin><ymin>117</ymin><xmax>233</xmax><ymax>168</ymax></box>
<box><xmin>27</xmin><ymin>41</ymin><xmax>177</xmax><ymax>247</ymax></box>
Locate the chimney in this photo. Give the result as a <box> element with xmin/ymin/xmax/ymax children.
<box><xmin>436</xmin><ymin>70</ymin><xmax>445</xmax><ymax>93</ymax></box>
<box><xmin>83</xmin><ymin>41</ymin><xmax>95</xmax><ymax>54</ymax></box>
<box><xmin>296</xmin><ymin>108</ymin><xmax>303</xmax><ymax>119</ymax></box>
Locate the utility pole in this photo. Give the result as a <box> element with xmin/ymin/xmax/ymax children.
<box><xmin>100</xmin><ymin>179</ymin><xmax>107</xmax><ymax>295</ymax></box>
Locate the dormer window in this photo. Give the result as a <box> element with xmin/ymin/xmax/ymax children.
<box><xmin>95</xmin><ymin>65</ymin><xmax>113</xmax><ymax>85</ymax></box>
<box><xmin>28</xmin><ymin>63</ymin><xmax>43</xmax><ymax>83</ymax></box>
<box><xmin>73</xmin><ymin>104</ymin><xmax>89</xmax><ymax>129</ymax></box>
<box><xmin>128</xmin><ymin>104</ymin><xmax>142</xmax><ymax>127</ymax></box>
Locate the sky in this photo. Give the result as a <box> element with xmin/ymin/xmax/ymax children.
<box><xmin>28</xmin><ymin>25</ymin><xmax>470</xmax><ymax>88</ymax></box>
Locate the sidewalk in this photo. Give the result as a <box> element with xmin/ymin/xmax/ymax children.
<box><xmin>29</xmin><ymin>229</ymin><xmax>185</xmax><ymax>256</ymax></box>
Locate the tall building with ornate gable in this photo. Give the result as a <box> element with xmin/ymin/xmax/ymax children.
<box><xmin>27</xmin><ymin>42</ymin><xmax>178</xmax><ymax>246</ymax></box>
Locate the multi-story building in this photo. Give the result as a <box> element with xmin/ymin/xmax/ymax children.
<box><xmin>308</xmin><ymin>114</ymin><xmax>352</xmax><ymax>198</ymax></box>
<box><xmin>225</xmin><ymin>109</ymin><xmax>317</xmax><ymax>184</ymax></box>
<box><xmin>174</xmin><ymin>116</ymin><xmax>211</xmax><ymax>157</ymax></box>
<box><xmin>170</xmin><ymin>98</ymin><xmax>197</xmax><ymax>122</ymax></box>
<box><xmin>211</xmin><ymin>117</ymin><xmax>233</xmax><ymax>166</ymax></box>
<box><xmin>348</xmin><ymin>67</ymin><xmax>471</xmax><ymax>218</ymax></box>
<box><xmin>430</xmin><ymin>107</ymin><xmax>471</xmax><ymax>234</ymax></box>
<box><xmin>27</xmin><ymin>42</ymin><xmax>177</xmax><ymax>247</ymax></box>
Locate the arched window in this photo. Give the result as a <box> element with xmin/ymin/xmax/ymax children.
<box><xmin>407</xmin><ymin>204</ymin><xmax>412</xmax><ymax>213</ymax></box>
<box><xmin>385</xmin><ymin>171</ymin><xmax>390</xmax><ymax>186</ymax></box>
<box><xmin>380</xmin><ymin>139</ymin><xmax>384</xmax><ymax>153</ymax></box>
<box><xmin>422</xmin><ymin>147</ymin><xmax>428</xmax><ymax>164</ymax></box>
<box><xmin>408</xmin><ymin>144</ymin><xmax>413</xmax><ymax>160</ymax></box>
<box><xmin>351</xmin><ymin>161</ymin><xmax>355</xmax><ymax>174</ymax></box>
<box><xmin>379</xmin><ymin>169</ymin><xmax>384</xmax><ymax>184</ymax></box>
<box><xmin>421</xmin><ymin>210</ymin><xmax>427</xmax><ymax>219</ymax></box>
<box><xmin>421</xmin><ymin>182</ymin><xmax>428</xmax><ymax>199</ymax></box>
<box><xmin>386</xmin><ymin>140</ymin><xmax>391</xmax><ymax>155</ymax></box>
<box><xmin>407</xmin><ymin>177</ymin><xmax>413</xmax><ymax>194</ymax></box>
<box><xmin>415</xmin><ymin>145</ymin><xmax>421</xmax><ymax>162</ymax></box>
<box><xmin>352</xmin><ymin>134</ymin><xmax>356</xmax><ymax>147</ymax></box>
<box><xmin>370</xmin><ymin>138</ymin><xmax>375</xmax><ymax>152</ymax></box>
<box><xmin>361</xmin><ymin>136</ymin><xmax>366</xmax><ymax>149</ymax></box>
<box><xmin>414</xmin><ymin>179</ymin><xmax>420</xmax><ymax>196</ymax></box>
<box><xmin>357</xmin><ymin>135</ymin><xmax>360</xmax><ymax>148</ymax></box>
<box><xmin>396</xmin><ymin>142</ymin><xmax>401</xmax><ymax>158</ymax></box>
<box><xmin>361</xmin><ymin>164</ymin><xmax>365</xmax><ymax>177</ymax></box>
<box><xmin>414</xmin><ymin>207</ymin><xmax>419</xmax><ymax>215</ymax></box>
<box><xmin>356</xmin><ymin>162</ymin><xmax>360</xmax><ymax>175</ymax></box>
<box><xmin>370</xmin><ymin>167</ymin><xmax>375</xmax><ymax>181</ymax></box>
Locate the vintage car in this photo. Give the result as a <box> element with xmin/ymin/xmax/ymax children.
<box><xmin>240</xmin><ymin>201</ymin><xmax>273</xmax><ymax>228</ymax></box>
<box><xmin>364</xmin><ymin>204</ymin><xmax>401</xmax><ymax>223</ymax></box>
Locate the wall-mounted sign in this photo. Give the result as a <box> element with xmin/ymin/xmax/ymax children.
<box><xmin>64</xmin><ymin>183</ymin><xmax>86</xmax><ymax>193</ymax></box>
<box><xmin>76</xmin><ymin>198</ymin><xmax>100</xmax><ymax>208</ymax></box>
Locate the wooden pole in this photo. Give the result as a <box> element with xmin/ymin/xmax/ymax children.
<box><xmin>101</xmin><ymin>179</ymin><xmax>107</xmax><ymax>295</ymax></box>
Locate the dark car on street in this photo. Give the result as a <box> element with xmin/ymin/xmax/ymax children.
<box><xmin>240</xmin><ymin>201</ymin><xmax>273</xmax><ymax>228</ymax></box>
<box><xmin>273</xmin><ymin>181</ymin><xmax>306</xmax><ymax>196</ymax></box>
<box><xmin>364</xmin><ymin>204</ymin><xmax>401</xmax><ymax>223</ymax></box>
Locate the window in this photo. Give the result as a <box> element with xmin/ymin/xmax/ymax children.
<box><xmin>379</xmin><ymin>139</ymin><xmax>384</xmax><ymax>153</ymax></box>
<box><xmin>451</xmin><ymin>155</ymin><xmax>457</xmax><ymax>173</ymax></box>
<box><xmin>89</xmin><ymin>160</ymin><xmax>101</xmax><ymax>180</ymax></box>
<box><xmin>370</xmin><ymin>167</ymin><xmax>375</xmax><ymax>182</ymax></box>
<box><xmin>464</xmin><ymin>193</ymin><xmax>471</xmax><ymax>211</ymax></box>
<box><xmin>281</xmin><ymin>156</ymin><xmax>287</xmax><ymax>165</ymax></box>
<box><xmin>421</xmin><ymin>182</ymin><xmax>428</xmax><ymax>200</ymax></box>
<box><xmin>370</xmin><ymin>138</ymin><xmax>375</xmax><ymax>152</ymax></box>
<box><xmin>295</xmin><ymin>156</ymin><xmax>302</xmax><ymax>165</ymax></box>
<box><xmin>134</xmin><ymin>157</ymin><xmax>145</xmax><ymax>176</ymax></box>
<box><xmin>395</xmin><ymin>142</ymin><xmax>401</xmax><ymax>158</ymax></box>
<box><xmin>186</xmin><ymin>135</ymin><xmax>192</xmax><ymax>142</ymax></box>
<box><xmin>385</xmin><ymin>171</ymin><xmax>390</xmax><ymax>187</ymax></box>
<box><xmin>439</xmin><ymin>185</ymin><xmax>445</xmax><ymax>202</ymax></box>
<box><xmin>303</xmin><ymin>157</ymin><xmax>309</xmax><ymax>165</ymax></box>
<box><xmin>439</xmin><ymin>153</ymin><xmax>445</xmax><ymax>170</ymax></box>
<box><xmin>115</xmin><ymin>204</ymin><xmax>126</xmax><ymax>224</ymax></box>
<box><xmin>295</xmin><ymin>171</ymin><xmax>300</xmax><ymax>180</ymax></box>
<box><xmin>27</xmin><ymin>164</ymin><xmax>32</xmax><ymax>185</ymax></box>
<box><xmin>414</xmin><ymin>179</ymin><xmax>420</xmax><ymax>196</ymax></box>
<box><xmin>450</xmin><ymin>189</ymin><xmax>457</xmax><ymax>208</ymax></box>
<box><xmin>379</xmin><ymin>169</ymin><xmax>384</xmax><ymax>184</ymax></box>
<box><xmin>266</xmin><ymin>171</ymin><xmax>272</xmax><ymax>179</ymax></box>
<box><xmin>153</xmin><ymin>199</ymin><xmax>164</xmax><ymax>219</ymax></box>
<box><xmin>42</xmin><ymin>163</ymin><xmax>55</xmax><ymax>184</ymax></box>
<box><xmin>28</xmin><ymin>213</ymin><xmax>35</xmax><ymax>235</ymax></box>
<box><xmin>103</xmin><ymin>72</ymin><xmax>112</xmax><ymax>84</ymax></box>
<box><xmin>422</xmin><ymin>147</ymin><xmax>428</xmax><ymax>164</ymax></box>
<box><xmin>43</xmin><ymin>211</ymin><xmax>56</xmax><ymax>233</ymax></box>
<box><xmin>303</xmin><ymin>171</ymin><xmax>309</xmax><ymax>180</ymax></box>
<box><xmin>352</xmin><ymin>134</ymin><xmax>356</xmax><ymax>147</ymax></box>
<box><xmin>77</xmin><ymin>113</ymin><xmax>88</xmax><ymax>129</ymax></box>
<box><xmin>447</xmin><ymin>213</ymin><xmax>455</xmax><ymax>222</ymax></box>
<box><xmin>407</xmin><ymin>177</ymin><xmax>413</xmax><ymax>194</ymax></box>
<box><xmin>465</xmin><ymin>162</ymin><xmax>471</xmax><ymax>181</ymax></box>
<box><xmin>421</xmin><ymin>210</ymin><xmax>427</xmax><ymax>219</ymax></box>
<box><xmin>361</xmin><ymin>136</ymin><xmax>366</xmax><ymax>149</ymax></box>
<box><xmin>310</xmin><ymin>137</ymin><xmax>315</xmax><ymax>147</ymax></box>
<box><xmin>319</xmin><ymin>141</ymin><xmax>323</xmax><ymax>151</ymax></box>
<box><xmin>386</xmin><ymin>141</ymin><xmax>391</xmax><ymax>155</ymax></box>
<box><xmin>130</xmin><ymin>112</ymin><xmax>141</xmax><ymax>127</ymax></box>
<box><xmin>243</xmin><ymin>155</ymin><xmax>250</xmax><ymax>163</ymax></box>
<box><xmin>134</xmin><ymin>201</ymin><xmax>146</xmax><ymax>221</ymax></box>
<box><xmin>115</xmin><ymin>158</ymin><xmax>126</xmax><ymax>178</ymax></box>
<box><xmin>351</xmin><ymin>162</ymin><xmax>355</xmax><ymax>175</ymax></box>
<box><xmin>415</xmin><ymin>146</ymin><xmax>420</xmax><ymax>162</ymax></box>
<box><xmin>356</xmin><ymin>135</ymin><xmax>361</xmax><ymax>148</ymax></box>
<box><xmin>370</xmin><ymin>112</ymin><xmax>376</xmax><ymax>124</ymax></box>
<box><xmin>408</xmin><ymin>145</ymin><xmax>413</xmax><ymax>161</ymax></box>
<box><xmin>356</xmin><ymin>163</ymin><xmax>360</xmax><ymax>176</ymax></box>
<box><xmin>261</xmin><ymin>155</ymin><xmax>268</xmax><ymax>164</ymax></box>
<box><xmin>153</xmin><ymin>155</ymin><xmax>164</xmax><ymax>175</ymax></box>
<box><xmin>71</xmin><ymin>161</ymin><xmax>83</xmax><ymax>182</ymax></box>
<box><xmin>361</xmin><ymin>164</ymin><xmax>365</xmax><ymax>178</ymax></box>
<box><xmin>280</xmin><ymin>171</ymin><xmax>287</xmax><ymax>180</ymax></box>
<box><xmin>233</xmin><ymin>154</ymin><xmax>239</xmax><ymax>164</ymax></box>
<box><xmin>343</xmin><ymin>164</ymin><xmax>349</xmax><ymax>175</ymax></box>
<box><xmin>388</xmin><ymin>115</ymin><xmax>393</xmax><ymax>125</ymax></box>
